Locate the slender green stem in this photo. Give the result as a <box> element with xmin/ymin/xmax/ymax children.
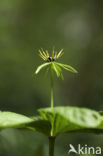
<box><xmin>50</xmin><ymin>64</ymin><xmax>54</xmax><ymax>108</ymax></box>
<box><xmin>49</xmin><ymin>137</ymin><xmax>55</xmax><ymax>156</ymax></box>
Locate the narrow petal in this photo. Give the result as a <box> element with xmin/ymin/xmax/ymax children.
<box><xmin>54</xmin><ymin>52</ymin><xmax>57</xmax><ymax>60</ymax></box>
<box><xmin>39</xmin><ymin>50</ymin><xmax>47</xmax><ymax>60</ymax></box>
<box><xmin>46</xmin><ymin>50</ymin><xmax>49</xmax><ymax>57</ymax></box>
<box><xmin>52</xmin><ymin>48</ymin><xmax>55</xmax><ymax>57</ymax></box>
<box><xmin>41</xmin><ymin>49</ymin><xmax>48</xmax><ymax>59</ymax></box>
<box><xmin>39</xmin><ymin>54</ymin><xmax>46</xmax><ymax>60</ymax></box>
<box><xmin>57</xmin><ymin>49</ymin><xmax>64</xmax><ymax>59</ymax></box>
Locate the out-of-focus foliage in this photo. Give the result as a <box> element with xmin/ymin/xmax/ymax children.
<box><xmin>0</xmin><ymin>0</ymin><xmax>103</xmax><ymax>155</ymax></box>
<box><xmin>79</xmin><ymin>155</ymin><xmax>96</xmax><ymax>156</ymax></box>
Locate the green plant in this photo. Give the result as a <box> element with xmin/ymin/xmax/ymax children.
<box><xmin>35</xmin><ymin>49</ymin><xmax>78</xmax><ymax>108</ymax></box>
<box><xmin>0</xmin><ymin>49</ymin><xmax>103</xmax><ymax>156</ymax></box>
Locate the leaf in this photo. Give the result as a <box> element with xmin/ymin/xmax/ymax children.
<box><xmin>38</xmin><ymin>107</ymin><xmax>102</xmax><ymax>136</ymax></box>
<box><xmin>1</xmin><ymin>108</ymin><xmax>103</xmax><ymax>137</ymax></box>
<box><xmin>0</xmin><ymin>111</ymin><xmax>33</xmax><ymax>129</ymax></box>
<box><xmin>27</xmin><ymin>116</ymin><xmax>51</xmax><ymax>136</ymax></box>
<box><xmin>35</xmin><ymin>62</ymin><xmax>50</xmax><ymax>74</ymax></box>
<box><xmin>0</xmin><ymin>112</ymin><xmax>51</xmax><ymax>135</ymax></box>
<box><xmin>99</xmin><ymin>111</ymin><xmax>103</xmax><ymax>115</ymax></box>
<box><xmin>55</xmin><ymin>62</ymin><xmax>78</xmax><ymax>73</ymax></box>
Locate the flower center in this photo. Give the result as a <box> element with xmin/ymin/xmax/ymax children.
<box><xmin>48</xmin><ymin>56</ymin><xmax>55</xmax><ymax>62</ymax></box>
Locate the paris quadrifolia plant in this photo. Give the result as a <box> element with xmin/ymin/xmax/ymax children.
<box><xmin>35</xmin><ymin>48</ymin><xmax>78</xmax><ymax>108</ymax></box>
<box><xmin>0</xmin><ymin>48</ymin><xmax>103</xmax><ymax>156</ymax></box>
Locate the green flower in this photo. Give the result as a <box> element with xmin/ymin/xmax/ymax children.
<box><xmin>39</xmin><ymin>48</ymin><xmax>64</xmax><ymax>61</ymax></box>
<box><xmin>35</xmin><ymin>48</ymin><xmax>78</xmax><ymax>108</ymax></box>
<box><xmin>35</xmin><ymin>48</ymin><xmax>78</xmax><ymax>80</ymax></box>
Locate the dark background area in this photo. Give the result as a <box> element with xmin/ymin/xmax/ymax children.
<box><xmin>0</xmin><ymin>0</ymin><xmax>103</xmax><ymax>155</ymax></box>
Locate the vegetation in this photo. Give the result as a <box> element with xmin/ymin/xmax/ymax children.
<box><xmin>0</xmin><ymin>49</ymin><xmax>103</xmax><ymax>156</ymax></box>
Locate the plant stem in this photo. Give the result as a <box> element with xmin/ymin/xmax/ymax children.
<box><xmin>49</xmin><ymin>137</ymin><xmax>55</xmax><ymax>156</ymax></box>
<box><xmin>50</xmin><ymin>65</ymin><xmax>54</xmax><ymax>108</ymax></box>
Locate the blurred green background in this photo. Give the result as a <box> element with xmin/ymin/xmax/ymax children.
<box><xmin>0</xmin><ymin>0</ymin><xmax>103</xmax><ymax>155</ymax></box>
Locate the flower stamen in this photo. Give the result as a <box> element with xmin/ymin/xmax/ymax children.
<box><xmin>39</xmin><ymin>48</ymin><xmax>64</xmax><ymax>62</ymax></box>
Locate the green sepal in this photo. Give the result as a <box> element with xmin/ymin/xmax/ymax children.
<box><xmin>55</xmin><ymin>62</ymin><xmax>78</xmax><ymax>73</ymax></box>
<box><xmin>35</xmin><ymin>62</ymin><xmax>50</xmax><ymax>74</ymax></box>
<box><xmin>51</xmin><ymin>62</ymin><xmax>64</xmax><ymax>80</ymax></box>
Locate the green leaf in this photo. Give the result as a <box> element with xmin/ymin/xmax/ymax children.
<box><xmin>0</xmin><ymin>111</ymin><xmax>33</xmax><ymax>129</ymax></box>
<box><xmin>99</xmin><ymin>111</ymin><xmax>103</xmax><ymax>115</ymax></box>
<box><xmin>38</xmin><ymin>107</ymin><xmax>102</xmax><ymax>136</ymax></box>
<box><xmin>55</xmin><ymin>62</ymin><xmax>78</xmax><ymax>73</ymax></box>
<box><xmin>27</xmin><ymin>116</ymin><xmax>51</xmax><ymax>136</ymax></box>
<box><xmin>1</xmin><ymin>108</ymin><xmax>103</xmax><ymax>137</ymax></box>
<box><xmin>0</xmin><ymin>112</ymin><xmax>51</xmax><ymax>135</ymax></box>
<box><xmin>35</xmin><ymin>62</ymin><xmax>50</xmax><ymax>74</ymax></box>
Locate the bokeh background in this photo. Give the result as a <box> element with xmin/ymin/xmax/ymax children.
<box><xmin>0</xmin><ymin>0</ymin><xmax>103</xmax><ymax>155</ymax></box>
